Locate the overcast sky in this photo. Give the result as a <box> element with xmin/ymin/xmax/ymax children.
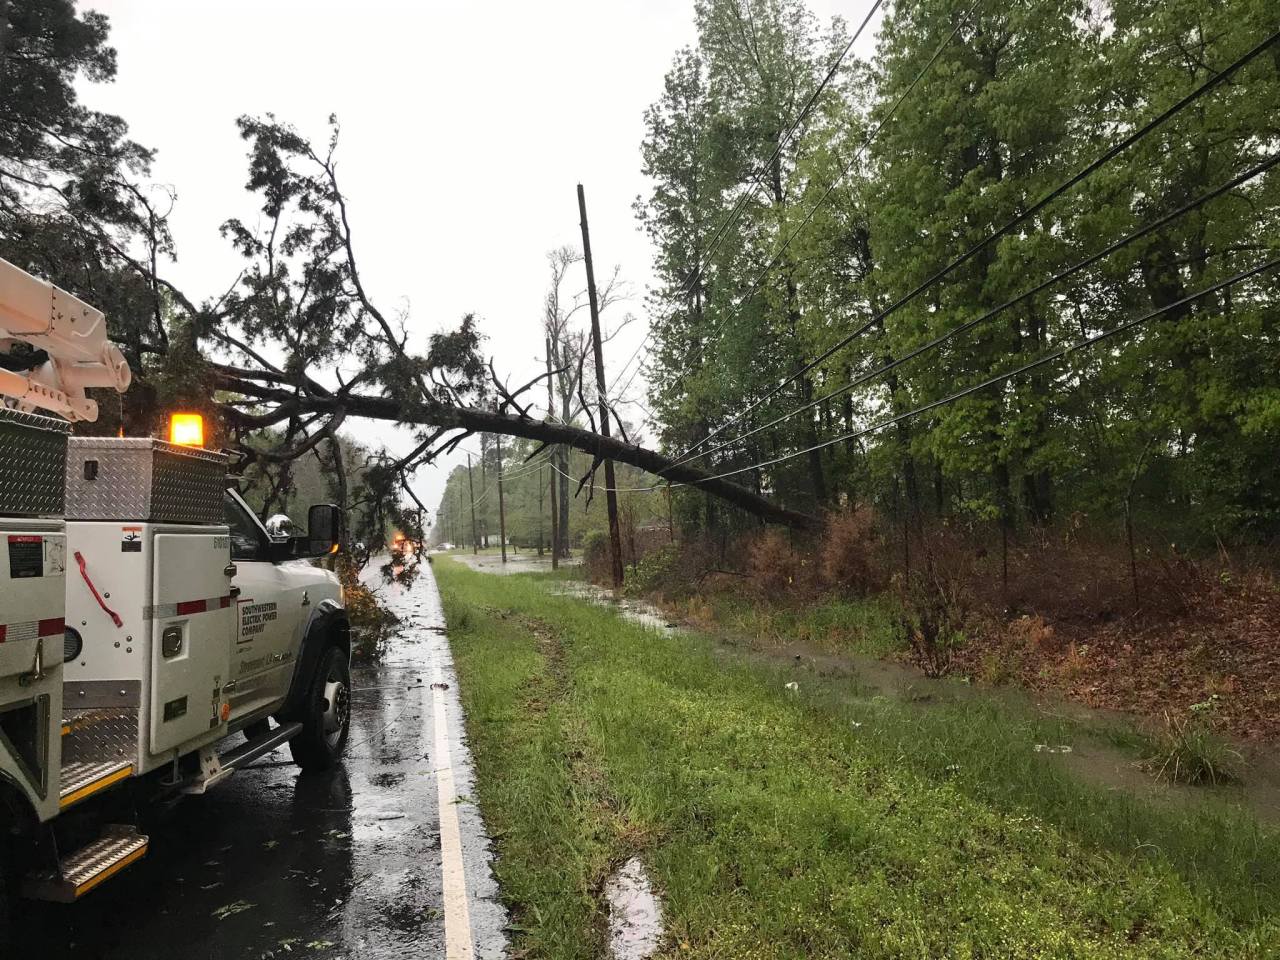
<box><xmin>82</xmin><ymin>0</ymin><xmax>875</xmax><ymax>519</ymax></box>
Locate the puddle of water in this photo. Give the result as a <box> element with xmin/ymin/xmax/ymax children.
<box><xmin>605</xmin><ymin>857</ymin><xmax>663</xmax><ymax>959</ymax></box>
<box><xmin>551</xmin><ymin>582</ymin><xmax>683</xmax><ymax>637</ymax></box>
<box><xmin>449</xmin><ymin>552</ymin><xmax>583</xmax><ymax>576</ymax></box>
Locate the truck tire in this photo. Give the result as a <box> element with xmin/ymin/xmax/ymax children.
<box><xmin>290</xmin><ymin>645</ymin><xmax>351</xmax><ymax>771</ymax></box>
<box><xmin>0</xmin><ymin>834</ymin><xmax>13</xmax><ymax>949</ymax></box>
<box><xmin>0</xmin><ymin>870</ymin><xmax>10</xmax><ymax>950</ymax></box>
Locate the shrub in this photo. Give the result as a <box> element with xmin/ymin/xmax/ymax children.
<box><xmin>896</xmin><ymin>570</ymin><xmax>969</xmax><ymax>678</ymax></box>
<box><xmin>1143</xmin><ymin>696</ymin><xmax>1244</xmax><ymax>785</ymax></box>
<box><xmin>746</xmin><ymin>528</ymin><xmax>812</xmax><ymax>596</ymax></box>
<box><xmin>336</xmin><ymin>554</ymin><xmax>399</xmax><ymax>661</ymax></box>
<box><xmin>583</xmin><ymin>529</ymin><xmax>612</xmax><ymax>584</ymax></box>
<box><xmin>819</xmin><ymin>504</ymin><xmax>882</xmax><ymax>595</ymax></box>
<box><xmin>625</xmin><ymin>543</ymin><xmax>681</xmax><ymax>597</ymax></box>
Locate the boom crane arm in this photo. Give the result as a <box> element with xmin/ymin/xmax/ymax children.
<box><xmin>0</xmin><ymin>256</ymin><xmax>131</xmax><ymax>422</ymax></box>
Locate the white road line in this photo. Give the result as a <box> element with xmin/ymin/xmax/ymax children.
<box><xmin>433</xmin><ymin>662</ymin><xmax>475</xmax><ymax>959</ymax></box>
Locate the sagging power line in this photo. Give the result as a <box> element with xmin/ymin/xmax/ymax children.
<box><xmin>663</xmin><ymin>23</ymin><xmax>1280</xmax><ymax>472</ymax></box>
<box><xmin>670</xmin><ymin>151</ymin><xmax>1280</xmax><ymax>468</ymax></box>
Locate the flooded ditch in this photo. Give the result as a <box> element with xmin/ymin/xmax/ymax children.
<box><xmin>547</xmin><ymin>578</ymin><xmax>1280</xmax><ymax>827</ymax></box>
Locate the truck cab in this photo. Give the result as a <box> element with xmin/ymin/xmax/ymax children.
<box><xmin>222</xmin><ymin>489</ymin><xmax>347</xmax><ymax>735</ymax></box>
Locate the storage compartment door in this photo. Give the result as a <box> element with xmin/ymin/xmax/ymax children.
<box><xmin>149</xmin><ymin>532</ymin><xmax>233</xmax><ymax>755</ymax></box>
<box><xmin>0</xmin><ymin>524</ymin><xmax>64</xmax><ymax>820</ymax></box>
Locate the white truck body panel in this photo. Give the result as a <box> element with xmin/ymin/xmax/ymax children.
<box><xmin>0</xmin><ymin>518</ymin><xmax>65</xmax><ymax>822</ymax></box>
<box><xmin>65</xmin><ymin>521</ymin><xmax>238</xmax><ymax>774</ymax></box>
<box><xmin>149</xmin><ymin>531</ymin><xmax>233</xmax><ymax>754</ymax></box>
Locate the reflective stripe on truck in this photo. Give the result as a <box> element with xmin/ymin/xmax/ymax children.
<box><xmin>0</xmin><ymin>616</ymin><xmax>65</xmax><ymax>643</ymax></box>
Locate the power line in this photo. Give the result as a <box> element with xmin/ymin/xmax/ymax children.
<box><xmin>548</xmin><ymin>461</ymin><xmax>661</xmax><ymax>495</ymax></box>
<box><xmin>665</xmin><ymin>23</ymin><xmax>1280</xmax><ymax>471</ymax></box>
<box><xmin>673</xmin><ymin>151</ymin><xmax>1280</xmax><ymax>467</ymax></box>
<box><xmin>553</xmin><ymin>258</ymin><xmax>1278</xmax><ymax>494</ymax></box>
<box><xmin>684</xmin><ymin>257</ymin><xmax>1280</xmax><ymax>485</ymax></box>
<box><xmin>665</xmin><ymin>0</ymin><xmax>982</xmax><ymax>466</ymax></box>
<box><xmin>605</xmin><ymin>328</ymin><xmax>652</xmax><ymax>399</ymax></box>
<box><xmin>680</xmin><ymin>0</ymin><xmax>886</xmax><ymax>297</ymax></box>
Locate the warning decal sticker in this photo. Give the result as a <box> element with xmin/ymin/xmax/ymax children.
<box><xmin>121</xmin><ymin>526</ymin><xmax>142</xmax><ymax>553</ymax></box>
<box><xmin>44</xmin><ymin>536</ymin><xmax>66</xmax><ymax>577</ymax></box>
<box><xmin>8</xmin><ymin>535</ymin><xmax>43</xmax><ymax>579</ymax></box>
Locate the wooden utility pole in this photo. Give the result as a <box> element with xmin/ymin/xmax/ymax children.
<box><xmin>577</xmin><ymin>183</ymin><xmax>624</xmax><ymax>590</ymax></box>
<box><xmin>666</xmin><ymin>481</ymin><xmax>675</xmax><ymax>544</ymax></box>
<box><xmin>495</xmin><ymin>434</ymin><xmax>508</xmax><ymax>563</ymax></box>
<box><xmin>546</xmin><ymin>336</ymin><xmax>560</xmax><ymax>570</ymax></box>
<box><xmin>479</xmin><ymin>437</ymin><xmax>489</xmax><ymax>548</ymax></box>
<box><xmin>537</xmin><ymin>465</ymin><xmax>545</xmax><ymax>557</ymax></box>
<box><xmin>466</xmin><ymin>453</ymin><xmax>479</xmax><ymax>555</ymax></box>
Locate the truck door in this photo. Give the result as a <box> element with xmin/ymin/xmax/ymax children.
<box><xmin>223</xmin><ymin>492</ymin><xmax>301</xmax><ymax>720</ymax></box>
<box><xmin>149</xmin><ymin>528</ymin><xmax>235</xmax><ymax>755</ymax></box>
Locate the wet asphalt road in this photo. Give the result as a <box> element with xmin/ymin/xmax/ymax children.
<box><xmin>15</xmin><ymin>559</ymin><xmax>507</xmax><ymax>959</ymax></box>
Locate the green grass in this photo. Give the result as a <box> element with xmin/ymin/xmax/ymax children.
<box><xmin>693</xmin><ymin>590</ymin><xmax>905</xmax><ymax>657</ymax></box>
<box><xmin>436</xmin><ymin>558</ymin><xmax>1280</xmax><ymax>958</ymax></box>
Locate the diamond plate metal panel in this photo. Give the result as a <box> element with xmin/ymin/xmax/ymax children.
<box><xmin>0</xmin><ymin>407</ymin><xmax>69</xmax><ymax>516</ymax></box>
<box><xmin>60</xmin><ymin>828</ymin><xmax>147</xmax><ymax>886</ymax></box>
<box><xmin>61</xmin><ymin>708</ymin><xmax>138</xmax><ymax>765</ymax></box>
<box><xmin>65</xmin><ymin>437</ymin><xmax>227</xmax><ymax>523</ymax></box>
<box><xmin>59</xmin><ymin>758</ymin><xmax>132</xmax><ymax>801</ymax></box>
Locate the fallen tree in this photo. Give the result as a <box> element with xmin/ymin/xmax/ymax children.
<box><xmin>54</xmin><ymin>114</ymin><xmax>817</xmax><ymax>537</ymax></box>
<box><xmin>211</xmin><ymin>366</ymin><xmax>817</xmax><ymax>530</ymax></box>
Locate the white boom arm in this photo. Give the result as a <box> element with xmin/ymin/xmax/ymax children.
<box><xmin>0</xmin><ymin>256</ymin><xmax>131</xmax><ymax>422</ymax></box>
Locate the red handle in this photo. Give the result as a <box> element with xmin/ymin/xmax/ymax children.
<box><xmin>74</xmin><ymin>550</ymin><xmax>123</xmax><ymax>628</ymax></box>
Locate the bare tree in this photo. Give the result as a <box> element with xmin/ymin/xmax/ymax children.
<box><xmin>542</xmin><ymin>246</ymin><xmax>630</xmax><ymax>551</ymax></box>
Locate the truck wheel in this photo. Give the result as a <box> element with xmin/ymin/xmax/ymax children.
<box><xmin>290</xmin><ymin>645</ymin><xmax>351</xmax><ymax>771</ymax></box>
<box><xmin>0</xmin><ymin>835</ymin><xmax>13</xmax><ymax>949</ymax></box>
<box><xmin>0</xmin><ymin>871</ymin><xmax>9</xmax><ymax>950</ymax></box>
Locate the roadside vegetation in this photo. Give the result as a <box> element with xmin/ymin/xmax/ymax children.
<box><xmin>581</xmin><ymin>507</ymin><xmax>1280</xmax><ymax>754</ymax></box>
<box><xmin>437</xmin><ymin>558</ymin><xmax>1279</xmax><ymax>958</ymax></box>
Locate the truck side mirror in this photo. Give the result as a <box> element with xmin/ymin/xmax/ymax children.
<box><xmin>307</xmin><ymin>503</ymin><xmax>342</xmax><ymax>556</ymax></box>
<box><xmin>268</xmin><ymin>504</ymin><xmax>343</xmax><ymax>562</ymax></box>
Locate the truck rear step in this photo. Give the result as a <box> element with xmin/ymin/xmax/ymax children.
<box><xmin>59</xmin><ymin>758</ymin><xmax>133</xmax><ymax>809</ymax></box>
<box><xmin>24</xmin><ymin>826</ymin><xmax>148</xmax><ymax>902</ymax></box>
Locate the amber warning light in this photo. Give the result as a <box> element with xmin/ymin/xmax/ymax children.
<box><xmin>168</xmin><ymin>413</ymin><xmax>205</xmax><ymax>447</ymax></box>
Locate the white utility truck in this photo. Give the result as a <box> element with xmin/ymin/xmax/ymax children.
<box><xmin>0</xmin><ymin>256</ymin><xmax>351</xmax><ymax>929</ymax></box>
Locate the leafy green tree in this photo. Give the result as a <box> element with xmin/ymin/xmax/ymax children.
<box><xmin>0</xmin><ymin>0</ymin><xmax>169</xmax><ymax>431</ymax></box>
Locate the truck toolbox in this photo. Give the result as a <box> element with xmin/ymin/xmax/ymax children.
<box><xmin>0</xmin><ymin>406</ymin><xmax>69</xmax><ymax>517</ymax></box>
<box><xmin>64</xmin><ymin>437</ymin><xmax>227</xmax><ymax>524</ymax></box>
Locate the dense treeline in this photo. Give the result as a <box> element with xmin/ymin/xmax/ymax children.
<box><xmin>637</xmin><ymin>0</ymin><xmax>1280</xmax><ymax>547</ymax></box>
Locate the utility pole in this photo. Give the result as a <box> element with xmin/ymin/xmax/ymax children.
<box><xmin>666</xmin><ymin>481</ymin><xmax>675</xmax><ymax>544</ymax></box>
<box><xmin>466</xmin><ymin>453</ymin><xmax>479</xmax><ymax>555</ymax></box>
<box><xmin>577</xmin><ymin>183</ymin><xmax>624</xmax><ymax>590</ymax></box>
<box><xmin>495</xmin><ymin>434</ymin><xmax>508</xmax><ymax>563</ymax></box>
<box><xmin>479</xmin><ymin>437</ymin><xmax>489</xmax><ymax>548</ymax></box>
<box><xmin>537</xmin><ymin>465</ymin><xmax>545</xmax><ymax>557</ymax></box>
<box><xmin>546</xmin><ymin>336</ymin><xmax>560</xmax><ymax>570</ymax></box>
